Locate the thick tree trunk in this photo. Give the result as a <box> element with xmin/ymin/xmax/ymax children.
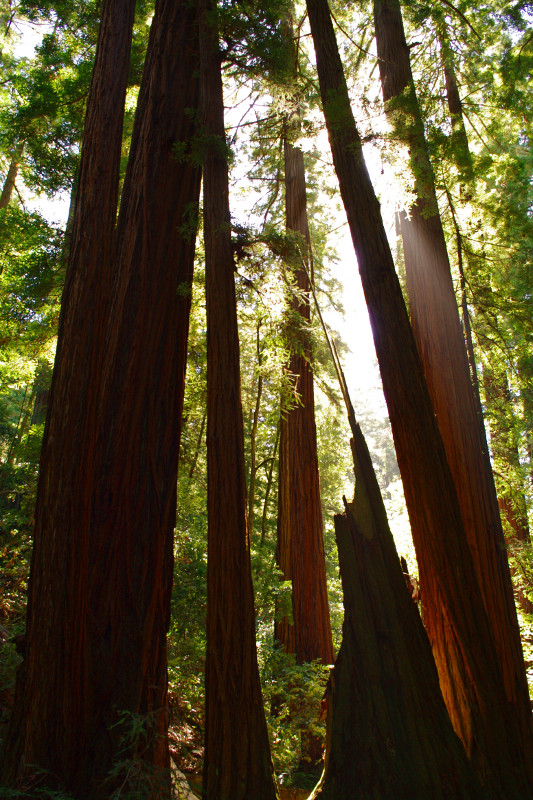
<box><xmin>275</xmin><ymin>131</ymin><xmax>334</xmax><ymax>666</ymax></box>
<box><xmin>373</xmin><ymin>0</ymin><xmax>532</xmax><ymax>742</ymax></box>
<box><xmin>1</xmin><ymin>0</ymin><xmax>136</xmax><ymax>790</ymax></box>
<box><xmin>199</xmin><ymin>2</ymin><xmax>278</xmax><ymax>799</ymax></box>
<box><xmin>311</xmin><ymin>421</ymin><xmax>483</xmax><ymax>800</ymax></box>
<box><xmin>1</xmin><ymin>1</ymin><xmax>201</xmax><ymax>796</ymax></box>
<box><xmin>305</xmin><ymin>0</ymin><xmax>533</xmax><ymax>795</ymax></box>
<box><xmin>85</xmin><ymin>1</ymin><xmax>202</xmax><ymax>791</ymax></box>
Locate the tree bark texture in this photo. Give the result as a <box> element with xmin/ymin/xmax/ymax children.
<box><xmin>305</xmin><ymin>0</ymin><xmax>533</xmax><ymax>795</ymax></box>
<box><xmin>2</xmin><ymin>1</ymin><xmax>201</xmax><ymax>796</ymax></box>
<box><xmin>311</xmin><ymin>422</ymin><xmax>483</xmax><ymax>800</ymax></box>
<box><xmin>1</xmin><ymin>0</ymin><xmax>136</xmax><ymax>790</ymax></box>
<box><xmin>199</xmin><ymin>2</ymin><xmax>278</xmax><ymax>799</ymax></box>
<box><xmin>275</xmin><ymin>133</ymin><xmax>334</xmax><ymax>666</ymax></box>
<box><xmin>373</xmin><ymin>0</ymin><xmax>532</xmax><ymax>744</ymax></box>
<box><xmin>0</xmin><ymin>140</ymin><xmax>24</xmax><ymax>209</ymax></box>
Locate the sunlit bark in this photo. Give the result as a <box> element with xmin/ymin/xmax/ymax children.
<box><xmin>305</xmin><ymin>0</ymin><xmax>533</xmax><ymax>794</ymax></box>
<box><xmin>373</xmin><ymin>0</ymin><xmax>532</xmax><ymax>745</ymax></box>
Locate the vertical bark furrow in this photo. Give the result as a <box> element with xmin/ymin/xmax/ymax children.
<box><xmin>2</xmin><ymin>1</ymin><xmax>202</xmax><ymax>795</ymax></box>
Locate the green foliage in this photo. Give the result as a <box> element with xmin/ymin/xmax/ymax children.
<box><xmin>104</xmin><ymin>710</ymin><xmax>170</xmax><ymax>800</ymax></box>
<box><xmin>261</xmin><ymin>648</ymin><xmax>330</xmax><ymax>788</ymax></box>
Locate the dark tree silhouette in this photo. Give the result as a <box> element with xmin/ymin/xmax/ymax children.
<box><xmin>2</xmin><ymin>0</ymin><xmax>202</xmax><ymax>794</ymax></box>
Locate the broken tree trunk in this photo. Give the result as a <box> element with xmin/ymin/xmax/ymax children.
<box><xmin>310</xmin><ymin>420</ymin><xmax>483</xmax><ymax>800</ymax></box>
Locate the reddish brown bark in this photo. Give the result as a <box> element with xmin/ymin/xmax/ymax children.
<box><xmin>1</xmin><ymin>0</ymin><xmax>136</xmax><ymax>790</ymax></box>
<box><xmin>275</xmin><ymin>134</ymin><xmax>334</xmax><ymax>666</ymax></box>
<box><xmin>312</xmin><ymin>421</ymin><xmax>483</xmax><ymax>800</ymax></box>
<box><xmin>199</xmin><ymin>2</ymin><xmax>278</xmax><ymax>798</ymax></box>
<box><xmin>305</xmin><ymin>0</ymin><xmax>533</xmax><ymax>795</ymax></box>
<box><xmin>1</xmin><ymin>1</ymin><xmax>201</xmax><ymax>796</ymax></box>
<box><xmin>373</xmin><ymin>0</ymin><xmax>532</xmax><ymax>744</ymax></box>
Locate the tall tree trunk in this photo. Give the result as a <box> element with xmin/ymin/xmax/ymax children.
<box><xmin>1</xmin><ymin>0</ymin><xmax>136</xmax><ymax>789</ymax></box>
<box><xmin>199</xmin><ymin>2</ymin><xmax>278</xmax><ymax>798</ymax></box>
<box><xmin>0</xmin><ymin>140</ymin><xmax>24</xmax><ymax>209</ymax></box>
<box><xmin>1</xmin><ymin>1</ymin><xmax>202</xmax><ymax>796</ymax></box>
<box><xmin>305</xmin><ymin>0</ymin><xmax>533</xmax><ymax>795</ymax></box>
<box><xmin>373</xmin><ymin>0</ymin><xmax>532</xmax><ymax>751</ymax></box>
<box><xmin>275</xmin><ymin>66</ymin><xmax>334</xmax><ymax>665</ymax></box>
<box><xmin>311</xmin><ymin>419</ymin><xmax>483</xmax><ymax>800</ymax></box>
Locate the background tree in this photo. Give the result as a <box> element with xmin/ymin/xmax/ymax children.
<box><xmin>275</xmin><ymin>11</ymin><xmax>334</xmax><ymax>668</ymax></box>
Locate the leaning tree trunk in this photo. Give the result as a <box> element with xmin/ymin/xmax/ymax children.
<box><xmin>199</xmin><ymin>2</ymin><xmax>278</xmax><ymax>799</ymax></box>
<box><xmin>373</xmin><ymin>0</ymin><xmax>532</xmax><ymax>743</ymax></box>
<box><xmin>275</xmin><ymin>30</ymin><xmax>334</xmax><ymax>664</ymax></box>
<box><xmin>305</xmin><ymin>0</ymin><xmax>533</xmax><ymax>795</ymax></box>
<box><xmin>311</xmin><ymin>416</ymin><xmax>483</xmax><ymax>800</ymax></box>
<box><xmin>1</xmin><ymin>1</ymin><xmax>202</xmax><ymax>796</ymax></box>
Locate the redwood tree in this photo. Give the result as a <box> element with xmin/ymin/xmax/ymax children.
<box><xmin>275</xmin><ymin>20</ymin><xmax>334</xmax><ymax>664</ymax></box>
<box><xmin>372</xmin><ymin>0</ymin><xmax>532</xmax><ymax>741</ymax></box>
<box><xmin>312</xmin><ymin>418</ymin><xmax>483</xmax><ymax>800</ymax></box>
<box><xmin>199</xmin><ymin>0</ymin><xmax>278</xmax><ymax>797</ymax></box>
<box><xmin>305</xmin><ymin>0</ymin><xmax>533</xmax><ymax>794</ymax></box>
<box><xmin>1</xmin><ymin>0</ymin><xmax>202</xmax><ymax>795</ymax></box>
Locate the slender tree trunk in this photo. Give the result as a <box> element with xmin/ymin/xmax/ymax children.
<box><xmin>261</xmin><ymin>421</ymin><xmax>280</xmax><ymax>546</ymax></box>
<box><xmin>199</xmin><ymin>2</ymin><xmax>278</xmax><ymax>798</ymax></box>
<box><xmin>305</xmin><ymin>0</ymin><xmax>533</xmax><ymax>795</ymax></box>
<box><xmin>438</xmin><ymin>22</ymin><xmax>474</xmax><ymax>193</ymax></box>
<box><xmin>2</xmin><ymin>1</ymin><xmax>202</xmax><ymax>796</ymax></box>
<box><xmin>311</xmin><ymin>419</ymin><xmax>483</xmax><ymax>800</ymax></box>
<box><xmin>188</xmin><ymin>411</ymin><xmax>206</xmax><ymax>481</ymax></box>
<box><xmin>248</xmin><ymin>320</ymin><xmax>264</xmax><ymax>534</ymax></box>
<box><xmin>373</xmin><ymin>0</ymin><xmax>532</xmax><ymax>752</ymax></box>
<box><xmin>0</xmin><ymin>140</ymin><xmax>24</xmax><ymax>209</ymax></box>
